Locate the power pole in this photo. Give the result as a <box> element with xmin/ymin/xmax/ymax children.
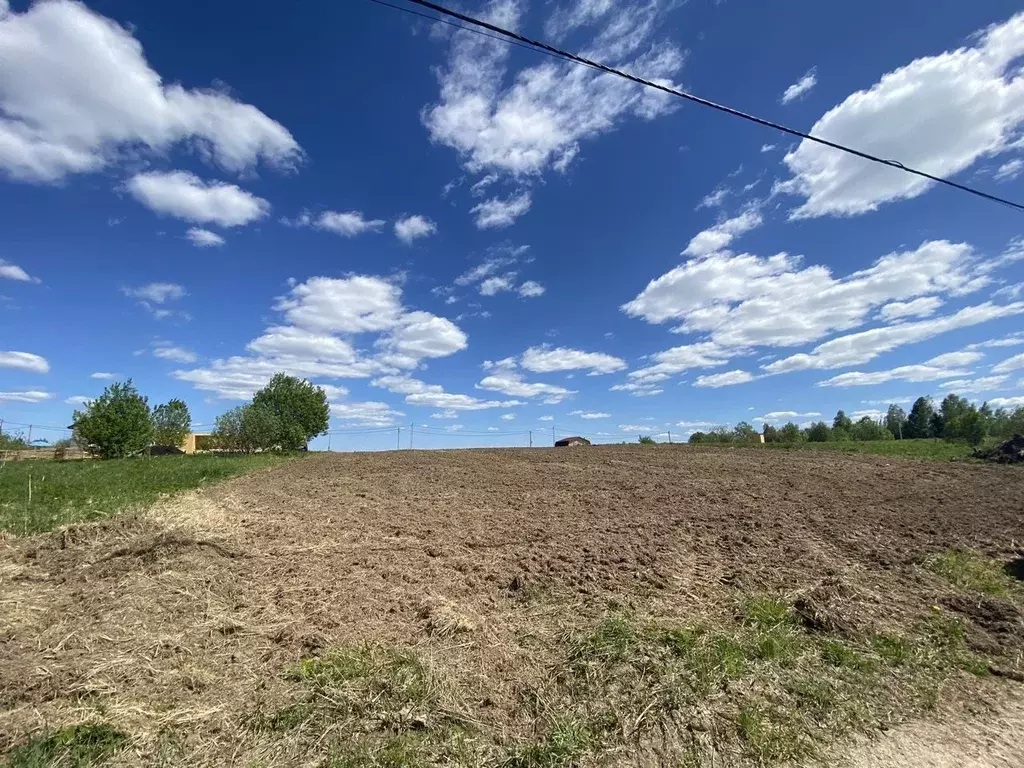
<box><xmin>327</xmin><ymin>432</ymin><xmax>332</xmax><ymax>452</ymax></box>
<box><xmin>667</xmin><ymin>430</ymin><xmax>672</xmax><ymax>444</ymax></box>
<box><xmin>27</xmin><ymin>425</ymin><xmax>32</xmax><ymax>446</ymax></box>
<box><xmin>409</xmin><ymin>423</ymin><xmax>414</xmax><ymax>450</ymax></box>
<box><xmin>552</xmin><ymin>425</ymin><xmax>555</xmax><ymax>445</ymax></box>
<box><xmin>397</xmin><ymin>426</ymin><xmax>402</xmax><ymax>450</ymax></box>
<box><xmin>529</xmin><ymin>430</ymin><xmax>532</xmax><ymax>448</ymax></box>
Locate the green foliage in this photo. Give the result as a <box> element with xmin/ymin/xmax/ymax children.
<box><xmin>252</xmin><ymin>373</ymin><xmax>329</xmax><ymax>450</ymax></box>
<box><xmin>778</xmin><ymin>422</ymin><xmax>803</xmax><ymax>443</ymax></box>
<box><xmin>0</xmin><ymin>429</ymin><xmax>29</xmax><ymax>451</ymax></box>
<box><xmin>905</xmin><ymin>397</ymin><xmax>936</xmax><ymax>439</ymax></box>
<box><xmin>151</xmin><ymin>398</ymin><xmax>191</xmax><ymax>448</ymax></box>
<box><xmin>885</xmin><ymin>404</ymin><xmax>907</xmax><ymax>439</ymax></box>
<box><xmin>638</xmin><ymin>435</ymin><xmax>656</xmax><ymax>445</ymax></box>
<box><xmin>71</xmin><ymin>379</ymin><xmax>154</xmax><ymax>459</ymax></box>
<box><xmin>805</xmin><ymin>421</ymin><xmax>831</xmax><ymax>442</ymax></box>
<box><xmin>832</xmin><ymin>410</ymin><xmax>853</xmax><ymax>432</ymax></box>
<box><xmin>762</xmin><ymin>423</ymin><xmax>779</xmax><ymax>443</ymax></box>
<box><xmin>766</xmin><ymin>438</ymin><xmax>974</xmax><ymax>460</ymax></box>
<box><xmin>850</xmin><ymin>416</ymin><xmax>892</xmax><ymax>442</ymax></box>
<box><xmin>4</xmin><ymin>723</ymin><xmax>127</xmax><ymax>767</ymax></box>
<box><xmin>927</xmin><ymin>549</ymin><xmax>1015</xmax><ymax>597</ymax></box>
<box><xmin>733</xmin><ymin>421</ymin><xmax>759</xmax><ymax>443</ymax></box>
<box><xmin>0</xmin><ymin>453</ymin><xmax>294</xmax><ymax>535</ymax></box>
<box><xmin>212</xmin><ymin>405</ymin><xmax>247</xmax><ymax>451</ymax></box>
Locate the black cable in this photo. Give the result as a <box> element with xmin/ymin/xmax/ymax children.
<box><xmin>371</xmin><ymin>0</ymin><xmax>1024</xmax><ymax>214</ymax></box>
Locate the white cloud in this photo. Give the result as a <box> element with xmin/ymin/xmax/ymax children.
<box><xmin>518</xmin><ymin>280</ymin><xmax>546</xmax><ymax>298</ymax></box>
<box><xmin>477</xmin><ymin>370</ymin><xmax>576</xmax><ymax>402</ymax></box>
<box><xmin>311</xmin><ymin>211</ymin><xmax>386</xmax><ymax>237</ymax></box>
<box><xmin>753</xmin><ymin>411</ymin><xmax>822</xmax><ymax>422</ymax></box>
<box><xmin>682</xmin><ymin>209</ymin><xmax>762</xmax><ymax>257</ymax></box>
<box><xmin>423</xmin><ymin>0</ymin><xmax>684</xmax><ymax>180</ymax></box>
<box><xmin>330</xmin><ymin>401</ymin><xmax>404</xmax><ymax>427</ymax></box>
<box><xmin>65</xmin><ymin>395</ymin><xmax>92</xmax><ymax>406</ymax></box>
<box><xmin>275</xmin><ymin>276</ymin><xmax>402</xmax><ymax>333</ymax></box>
<box><xmin>373</xmin><ymin>374</ymin><xmax>524</xmax><ymax>411</ymax></box>
<box><xmin>0</xmin><ymin>390</ymin><xmax>52</xmax><ymax>404</ymax></box>
<box><xmin>153</xmin><ymin>343</ymin><xmax>198</xmax><ymax>364</ymax></box>
<box><xmin>626</xmin><ymin>342</ymin><xmax>734</xmax><ymax>385</ymax></box>
<box><xmin>185</xmin><ymin>227</ymin><xmax>225</xmax><ymax>248</ymax></box>
<box><xmin>693</xmin><ymin>370</ymin><xmax>755</xmax><ymax>388</ymax></box>
<box><xmin>879</xmin><ymin>296</ymin><xmax>942</xmax><ymax>321</ymax></box>
<box><xmin>568</xmin><ymin>410</ymin><xmax>610</xmax><ymax>419</ymax></box>
<box><xmin>780</xmin><ymin>68</ymin><xmax>818</xmax><ymax>104</ymax></box>
<box><xmin>775</xmin><ymin>13</ymin><xmax>1024</xmax><ymax>218</ymax></box>
<box><xmin>969</xmin><ymin>333</ymin><xmax>1024</xmax><ymax>349</ymax></box>
<box><xmin>394</xmin><ymin>215</ymin><xmax>438</xmax><ymax>244</ymax></box>
<box><xmin>247</xmin><ymin>326</ymin><xmax>358</xmax><ymax>363</ymax></box>
<box><xmin>538</xmin><ymin>415</ymin><xmax>554</xmax><ymax>421</ymax></box>
<box><xmin>471</xmin><ymin>192</ymin><xmax>532</xmax><ymax>229</ymax></box>
<box><xmin>994</xmin><ymin>158</ymin><xmax>1024</xmax><ymax>181</ymax></box>
<box><xmin>940</xmin><ymin>375</ymin><xmax>1009</xmax><ymax>393</ymax></box>
<box><xmin>521</xmin><ymin>345</ymin><xmax>627</xmax><ymax>375</ymax></box>
<box><xmin>0</xmin><ymin>350</ymin><xmax>50</xmax><ymax>374</ymax></box>
<box><xmin>0</xmin><ymin>0</ymin><xmax>300</xmax><ymax>182</ymax></box>
<box><xmin>765</xmin><ymin>302</ymin><xmax>1024</xmax><ymax>374</ymax></box>
<box><xmin>377</xmin><ymin>311</ymin><xmax>468</xmax><ymax>364</ymax></box>
<box><xmin>0</xmin><ymin>259</ymin><xmax>39</xmax><ymax>282</ymax></box>
<box><xmin>696</xmin><ymin>186</ymin><xmax>729</xmax><ymax>210</ymax></box>
<box><xmin>989</xmin><ymin>396</ymin><xmax>1024</xmax><ymax>409</ymax></box>
<box><xmin>431</xmin><ymin>410</ymin><xmax>459</xmax><ymax>419</ymax></box>
<box><xmin>454</xmin><ymin>244</ymin><xmax>529</xmax><ymax>287</ymax></box>
<box><xmin>90</xmin><ymin>372</ymin><xmax>117</xmax><ymax>380</ymax></box>
<box><xmin>815</xmin><ymin>351</ymin><xmax>981</xmax><ymax>387</ymax></box>
<box><xmin>760</xmin><ymin>144</ymin><xmax>777</xmax><ymax>153</ymax></box>
<box><xmin>500</xmin><ymin>413</ymin><xmax>516</xmax><ymax>421</ymax></box>
<box><xmin>675</xmin><ymin>420</ymin><xmax>716</xmax><ymax>428</ymax></box>
<box><xmin>127</xmin><ymin>172</ymin><xmax>269</xmax><ymax>227</ymax></box>
<box><xmin>122</xmin><ymin>282</ymin><xmax>187</xmax><ymax>305</ymax></box>
<box><xmin>609</xmin><ymin>381</ymin><xmax>664</xmax><ymax>396</ymax></box>
<box><xmin>479</xmin><ymin>274</ymin><xmax>516</xmax><ymax>296</ymax></box>
<box><xmin>992</xmin><ymin>352</ymin><xmax>1024</xmax><ymax>374</ymax></box>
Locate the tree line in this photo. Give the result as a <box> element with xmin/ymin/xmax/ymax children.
<box><xmin>68</xmin><ymin>373</ymin><xmax>329</xmax><ymax>459</ymax></box>
<box><xmin>688</xmin><ymin>394</ymin><xmax>1023</xmax><ymax>447</ymax></box>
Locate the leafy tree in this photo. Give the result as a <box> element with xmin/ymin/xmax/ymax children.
<box><xmin>638</xmin><ymin>435</ymin><xmax>656</xmax><ymax>445</ymax></box>
<box><xmin>958</xmin><ymin>408</ymin><xmax>987</xmax><ymax>447</ymax></box>
<box><xmin>688</xmin><ymin>432</ymin><xmax>707</xmax><ymax>444</ymax></box>
<box><xmin>152</xmin><ymin>398</ymin><xmax>191</xmax><ymax>449</ymax></box>
<box><xmin>851</xmin><ymin>416</ymin><xmax>891</xmax><ymax>441</ymax></box>
<box><xmin>778</xmin><ymin>422</ymin><xmax>803</xmax><ymax>443</ymax></box>
<box><xmin>733</xmin><ymin>421</ymin><xmax>758</xmax><ymax>443</ymax></box>
<box><xmin>0</xmin><ymin>429</ymin><xmax>29</xmax><ymax>451</ymax></box>
<box><xmin>905</xmin><ymin>397</ymin><xmax>936</xmax><ymax>439</ymax></box>
<box><xmin>708</xmin><ymin>426</ymin><xmax>734</xmax><ymax>443</ymax></box>
<box><xmin>241</xmin><ymin>403</ymin><xmax>284</xmax><ymax>451</ymax></box>
<box><xmin>885</xmin><ymin>404</ymin><xmax>907</xmax><ymax>439</ymax></box>
<box><xmin>212</xmin><ymin>406</ymin><xmax>247</xmax><ymax>452</ymax></box>
<box><xmin>762</xmin><ymin>423</ymin><xmax>779</xmax><ymax>443</ymax></box>
<box><xmin>251</xmin><ymin>373</ymin><xmax>329</xmax><ymax>450</ymax></box>
<box><xmin>832</xmin><ymin>410</ymin><xmax>853</xmax><ymax>432</ymax></box>
<box><xmin>72</xmin><ymin>379</ymin><xmax>153</xmax><ymax>459</ymax></box>
<box><xmin>805</xmin><ymin>421</ymin><xmax>831</xmax><ymax>442</ymax></box>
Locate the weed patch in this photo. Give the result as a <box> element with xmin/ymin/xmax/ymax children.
<box><xmin>927</xmin><ymin>549</ymin><xmax>1015</xmax><ymax>597</ymax></box>
<box><xmin>3</xmin><ymin>723</ymin><xmax>127</xmax><ymax>767</ymax></box>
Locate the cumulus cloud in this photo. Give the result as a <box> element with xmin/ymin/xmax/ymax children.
<box><xmin>753</xmin><ymin>411</ymin><xmax>822</xmax><ymax>422</ymax></box>
<box><xmin>682</xmin><ymin>209</ymin><xmax>762</xmax><ymax>257</ymax></box>
<box><xmin>989</xmin><ymin>396</ymin><xmax>1024</xmax><ymax>408</ymax></box>
<box><xmin>122</xmin><ymin>282</ymin><xmax>188</xmax><ymax>319</ymax></box>
<box><xmin>310</xmin><ymin>211</ymin><xmax>386</xmax><ymax>237</ymax></box>
<box><xmin>0</xmin><ymin>259</ymin><xmax>39</xmax><ymax>282</ymax></box>
<box><xmin>939</xmin><ymin>375</ymin><xmax>1008</xmax><ymax>393</ymax></box>
<box><xmin>330</xmin><ymin>401</ymin><xmax>404</xmax><ymax>427</ymax></box>
<box><xmin>520</xmin><ymin>345</ymin><xmax>627</xmax><ymax>374</ymax></box>
<box><xmin>0</xmin><ymin>350</ymin><xmax>49</xmax><ymax>374</ymax></box>
<box><xmin>479</xmin><ymin>274</ymin><xmax>517</xmax><ymax>296</ymax></box>
<box><xmin>394</xmin><ymin>215</ymin><xmax>437</xmax><ymax>244</ymax></box>
<box><xmin>127</xmin><ymin>172</ymin><xmax>269</xmax><ymax>227</ymax></box>
<box><xmin>476</xmin><ymin>370</ymin><xmax>576</xmax><ymax>403</ymax></box>
<box><xmin>0</xmin><ymin>390</ymin><xmax>52</xmax><ymax>404</ymax></box>
<box><xmin>65</xmin><ymin>395</ymin><xmax>92</xmax><ymax>406</ymax></box>
<box><xmin>775</xmin><ymin>13</ymin><xmax>1024</xmax><ymax>218</ymax></box>
<box><xmin>878</xmin><ymin>296</ymin><xmax>942</xmax><ymax>321</ymax></box>
<box><xmin>185</xmin><ymin>227</ymin><xmax>225</xmax><ymax>247</ymax></box>
<box><xmin>0</xmin><ymin>0</ymin><xmax>301</xmax><ymax>183</ymax></box>
<box><xmin>568</xmin><ymin>410</ymin><xmax>610</xmax><ymax>419</ymax></box>
<box><xmin>780</xmin><ymin>68</ymin><xmax>818</xmax><ymax>104</ymax></box>
<box><xmin>152</xmin><ymin>342</ymin><xmax>198</xmax><ymax>364</ymax></box>
<box><xmin>373</xmin><ymin>374</ymin><xmax>524</xmax><ymax>411</ymax></box>
<box><xmin>992</xmin><ymin>352</ymin><xmax>1024</xmax><ymax>374</ymax></box>
<box><xmin>693</xmin><ymin>370</ymin><xmax>755</xmax><ymax>388</ymax></box>
<box><xmin>518</xmin><ymin>280</ymin><xmax>546</xmax><ymax>298</ymax></box>
<box><xmin>471</xmin><ymin>192</ymin><xmax>532</xmax><ymax>229</ymax></box>
<box><xmin>815</xmin><ymin>350</ymin><xmax>982</xmax><ymax>387</ymax></box>
<box><xmin>90</xmin><ymin>372</ymin><xmax>117</xmax><ymax>380</ymax></box>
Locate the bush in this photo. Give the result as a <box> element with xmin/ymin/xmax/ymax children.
<box><xmin>805</xmin><ymin>422</ymin><xmax>831</xmax><ymax>443</ymax></box>
<box><xmin>72</xmin><ymin>380</ymin><xmax>153</xmax><ymax>459</ymax></box>
<box><xmin>0</xmin><ymin>429</ymin><xmax>29</xmax><ymax>451</ymax></box>
<box><xmin>638</xmin><ymin>435</ymin><xmax>656</xmax><ymax>445</ymax></box>
<box><xmin>152</xmin><ymin>398</ymin><xmax>191</xmax><ymax>449</ymax></box>
<box><xmin>212</xmin><ymin>406</ymin><xmax>247</xmax><ymax>452</ymax></box>
<box><xmin>251</xmin><ymin>373</ymin><xmax>329</xmax><ymax>450</ymax></box>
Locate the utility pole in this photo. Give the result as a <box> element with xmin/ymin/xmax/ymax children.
<box><xmin>667</xmin><ymin>430</ymin><xmax>672</xmax><ymax>444</ymax></box>
<box><xmin>27</xmin><ymin>425</ymin><xmax>32</xmax><ymax>446</ymax></box>
<box><xmin>397</xmin><ymin>426</ymin><xmax>402</xmax><ymax>450</ymax></box>
<box><xmin>409</xmin><ymin>423</ymin><xmax>414</xmax><ymax>450</ymax></box>
<box><xmin>552</xmin><ymin>425</ymin><xmax>555</xmax><ymax>445</ymax></box>
<box><xmin>327</xmin><ymin>432</ymin><xmax>332</xmax><ymax>452</ymax></box>
<box><xmin>529</xmin><ymin>430</ymin><xmax>532</xmax><ymax>448</ymax></box>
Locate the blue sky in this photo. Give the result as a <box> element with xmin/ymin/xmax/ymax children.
<box><xmin>2</xmin><ymin>0</ymin><xmax>1024</xmax><ymax>450</ymax></box>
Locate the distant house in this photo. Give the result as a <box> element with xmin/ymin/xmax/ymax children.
<box><xmin>555</xmin><ymin>436</ymin><xmax>591</xmax><ymax>447</ymax></box>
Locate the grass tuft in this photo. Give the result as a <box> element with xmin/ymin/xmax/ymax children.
<box><xmin>3</xmin><ymin>723</ymin><xmax>128</xmax><ymax>767</ymax></box>
<box><xmin>926</xmin><ymin>549</ymin><xmax>1014</xmax><ymax>597</ymax></box>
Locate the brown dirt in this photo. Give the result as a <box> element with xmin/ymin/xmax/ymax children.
<box><xmin>2</xmin><ymin>446</ymin><xmax>1023</xmax><ymax>764</ymax></box>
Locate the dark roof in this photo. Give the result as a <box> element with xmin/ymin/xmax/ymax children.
<box><xmin>554</xmin><ymin>436</ymin><xmax>591</xmax><ymax>446</ymax></box>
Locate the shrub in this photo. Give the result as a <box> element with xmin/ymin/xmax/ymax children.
<box><xmin>72</xmin><ymin>379</ymin><xmax>153</xmax><ymax>459</ymax></box>
<box><xmin>638</xmin><ymin>435</ymin><xmax>656</xmax><ymax>445</ymax></box>
<box><xmin>152</xmin><ymin>398</ymin><xmax>191</xmax><ymax>449</ymax></box>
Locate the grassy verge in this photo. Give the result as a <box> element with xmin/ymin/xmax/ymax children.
<box><xmin>0</xmin><ymin>453</ymin><xmax>295</xmax><ymax>536</ymax></box>
<box><xmin>244</xmin><ymin>595</ymin><xmax>991</xmax><ymax>767</ymax></box>
<box><xmin>2</xmin><ymin>723</ymin><xmax>128</xmax><ymax>767</ymax></box>
<box><xmin>763</xmin><ymin>439</ymin><xmax>976</xmax><ymax>461</ymax></box>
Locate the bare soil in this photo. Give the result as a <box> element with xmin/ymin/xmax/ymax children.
<box><xmin>2</xmin><ymin>446</ymin><xmax>1023</xmax><ymax>765</ymax></box>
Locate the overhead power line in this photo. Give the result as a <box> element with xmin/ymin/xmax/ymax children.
<box><xmin>370</xmin><ymin>0</ymin><xmax>1024</xmax><ymax>214</ymax></box>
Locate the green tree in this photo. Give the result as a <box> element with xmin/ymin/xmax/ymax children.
<box><xmin>733</xmin><ymin>421</ymin><xmax>758</xmax><ymax>443</ymax></box>
<box><xmin>688</xmin><ymin>431</ymin><xmax>707</xmax><ymax>444</ymax></box>
<box><xmin>905</xmin><ymin>397</ymin><xmax>936</xmax><ymax>439</ymax></box>
<box><xmin>885</xmin><ymin>404</ymin><xmax>907</xmax><ymax>439</ymax></box>
<box><xmin>937</xmin><ymin>393</ymin><xmax>971</xmax><ymax>440</ymax></box>
<box><xmin>958</xmin><ymin>408</ymin><xmax>987</xmax><ymax>447</ymax></box>
<box><xmin>832</xmin><ymin>410</ymin><xmax>853</xmax><ymax>431</ymax></box>
<box><xmin>638</xmin><ymin>435</ymin><xmax>656</xmax><ymax>445</ymax></box>
<box><xmin>851</xmin><ymin>416</ymin><xmax>890</xmax><ymax>441</ymax></box>
<box><xmin>806</xmin><ymin>421</ymin><xmax>831</xmax><ymax>442</ymax></box>
<box><xmin>152</xmin><ymin>398</ymin><xmax>191</xmax><ymax>449</ymax></box>
<box><xmin>251</xmin><ymin>373</ymin><xmax>329</xmax><ymax>450</ymax></box>
<box><xmin>72</xmin><ymin>379</ymin><xmax>153</xmax><ymax>459</ymax></box>
<box><xmin>778</xmin><ymin>422</ymin><xmax>803</xmax><ymax>443</ymax></box>
<box><xmin>241</xmin><ymin>403</ymin><xmax>284</xmax><ymax>451</ymax></box>
<box><xmin>762</xmin><ymin>423</ymin><xmax>779</xmax><ymax>443</ymax></box>
<box><xmin>212</xmin><ymin>406</ymin><xmax>246</xmax><ymax>452</ymax></box>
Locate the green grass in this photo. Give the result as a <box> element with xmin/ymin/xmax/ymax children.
<box><xmin>764</xmin><ymin>439</ymin><xmax>977</xmax><ymax>461</ymax></box>
<box><xmin>0</xmin><ymin>453</ymin><xmax>294</xmax><ymax>536</ymax></box>
<box><xmin>3</xmin><ymin>723</ymin><xmax>127</xmax><ymax>767</ymax></box>
<box><xmin>927</xmin><ymin>549</ymin><xmax>1015</xmax><ymax>597</ymax></box>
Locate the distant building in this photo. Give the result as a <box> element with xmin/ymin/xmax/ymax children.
<box><xmin>554</xmin><ymin>436</ymin><xmax>591</xmax><ymax>447</ymax></box>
